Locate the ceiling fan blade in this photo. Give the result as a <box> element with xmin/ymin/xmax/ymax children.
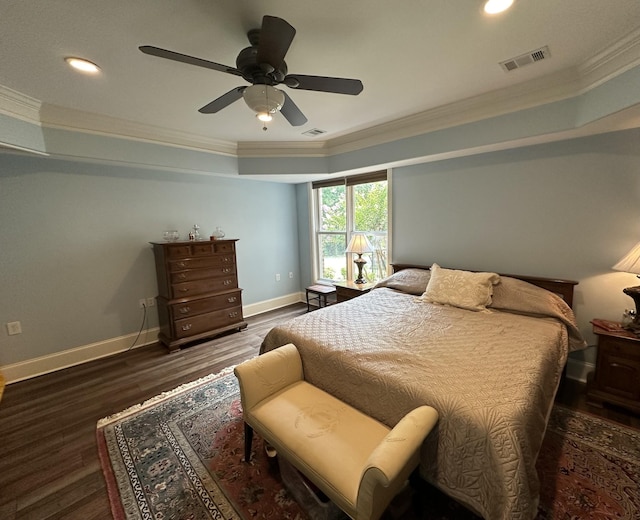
<box><xmin>280</xmin><ymin>91</ymin><xmax>308</xmax><ymax>126</ymax></box>
<box><xmin>198</xmin><ymin>86</ymin><xmax>247</xmax><ymax>114</ymax></box>
<box><xmin>256</xmin><ymin>16</ymin><xmax>296</xmax><ymax>69</ymax></box>
<box><xmin>284</xmin><ymin>74</ymin><xmax>363</xmax><ymax>95</ymax></box>
<box><xmin>139</xmin><ymin>45</ymin><xmax>242</xmax><ymax>77</ymax></box>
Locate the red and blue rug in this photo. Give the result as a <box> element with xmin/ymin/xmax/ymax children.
<box><xmin>97</xmin><ymin>369</ymin><xmax>640</xmax><ymax>520</ymax></box>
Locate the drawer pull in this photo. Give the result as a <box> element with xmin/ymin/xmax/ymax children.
<box><xmin>223</xmin><ymin>257</ymin><xmax>232</xmax><ymax>263</ymax></box>
<box><xmin>222</xmin><ymin>268</ymin><xmax>232</xmax><ymax>273</ymax></box>
<box><xmin>178</xmin><ymin>306</ymin><xmax>191</xmax><ymax>314</ymax></box>
<box><xmin>229</xmin><ymin>311</ymin><xmax>238</xmax><ymax>318</ymax></box>
<box><xmin>177</xmin><ymin>273</ymin><xmax>187</xmax><ymax>280</ymax></box>
<box><xmin>176</xmin><ymin>262</ymin><xmax>186</xmax><ymax>268</ymax></box>
<box><xmin>227</xmin><ymin>297</ymin><xmax>237</xmax><ymax>303</ymax></box>
<box><xmin>179</xmin><ymin>288</ymin><xmax>189</xmax><ymax>293</ymax></box>
<box><xmin>181</xmin><ymin>324</ymin><xmax>192</xmax><ymax>331</ymax></box>
<box><xmin>223</xmin><ymin>279</ymin><xmax>232</xmax><ymax>286</ymax></box>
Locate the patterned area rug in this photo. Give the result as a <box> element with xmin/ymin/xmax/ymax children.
<box><xmin>97</xmin><ymin>369</ymin><xmax>640</xmax><ymax>520</ymax></box>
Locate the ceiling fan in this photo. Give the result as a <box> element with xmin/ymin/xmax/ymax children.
<box><xmin>139</xmin><ymin>15</ymin><xmax>364</xmax><ymax>127</ymax></box>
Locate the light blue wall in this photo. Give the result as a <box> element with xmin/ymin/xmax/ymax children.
<box><xmin>389</xmin><ymin>128</ymin><xmax>640</xmax><ymax>361</ymax></box>
<box><xmin>0</xmin><ymin>153</ymin><xmax>299</xmax><ymax>366</ymax></box>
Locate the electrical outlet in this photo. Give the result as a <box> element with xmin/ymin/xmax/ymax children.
<box><xmin>6</xmin><ymin>321</ymin><xmax>22</xmax><ymax>335</ymax></box>
<box><xmin>289</xmin><ymin>272</ymin><xmax>294</xmax><ymax>279</ymax></box>
<box><xmin>275</xmin><ymin>273</ymin><xmax>281</xmax><ymax>281</ymax></box>
<box><xmin>138</xmin><ymin>299</ymin><xmax>146</xmax><ymax>309</ymax></box>
<box><xmin>146</xmin><ymin>297</ymin><xmax>155</xmax><ymax>307</ymax></box>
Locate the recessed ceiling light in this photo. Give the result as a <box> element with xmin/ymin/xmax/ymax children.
<box><xmin>64</xmin><ymin>57</ymin><xmax>100</xmax><ymax>74</ymax></box>
<box><xmin>484</xmin><ymin>0</ymin><xmax>514</xmax><ymax>14</ymax></box>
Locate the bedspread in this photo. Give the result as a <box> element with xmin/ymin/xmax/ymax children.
<box><xmin>261</xmin><ymin>287</ymin><xmax>581</xmax><ymax>520</ymax></box>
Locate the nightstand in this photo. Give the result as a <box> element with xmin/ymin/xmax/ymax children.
<box><xmin>333</xmin><ymin>281</ymin><xmax>375</xmax><ymax>303</ymax></box>
<box><xmin>587</xmin><ymin>322</ymin><xmax>640</xmax><ymax>414</ymax></box>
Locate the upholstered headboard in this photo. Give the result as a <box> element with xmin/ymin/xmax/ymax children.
<box><xmin>391</xmin><ymin>263</ymin><xmax>578</xmax><ymax>309</ymax></box>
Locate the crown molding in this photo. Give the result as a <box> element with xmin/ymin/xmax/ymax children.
<box><xmin>577</xmin><ymin>27</ymin><xmax>640</xmax><ymax>91</ymax></box>
<box><xmin>237</xmin><ymin>140</ymin><xmax>329</xmax><ymax>157</ymax></box>
<box><xmin>39</xmin><ymin>104</ymin><xmax>238</xmax><ymax>157</ymax></box>
<box><xmin>0</xmin><ymin>85</ymin><xmax>41</xmax><ymax>123</ymax></box>
<box><xmin>324</xmin><ymin>67</ymin><xmax>586</xmax><ymax>157</ymax></box>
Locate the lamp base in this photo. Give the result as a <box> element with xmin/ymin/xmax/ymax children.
<box><xmin>622</xmin><ymin>286</ymin><xmax>640</xmax><ymax>334</ymax></box>
<box><xmin>354</xmin><ymin>256</ymin><xmax>367</xmax><ymax>284</ymax></box>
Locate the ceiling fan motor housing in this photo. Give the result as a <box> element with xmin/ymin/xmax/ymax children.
<box><xmin>236</xmin><ymin>45</ymin><xmax>287</xmax><ymax>85</ymax></box>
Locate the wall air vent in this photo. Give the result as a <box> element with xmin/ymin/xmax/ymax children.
<box><xmin>302</xmin><ymin>128</ymin><xmax>327</xmax><ymax>137</ymax></box>
<box><xmin>500</xmin><ymin>46</ymin><xmax>550</xmax><ymax>72</ymax></box>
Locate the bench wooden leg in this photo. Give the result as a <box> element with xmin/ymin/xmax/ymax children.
<box><xmin>244</xmin><ymin>422</ymin><xmax>254</xmax><ymax>462</ymax></box>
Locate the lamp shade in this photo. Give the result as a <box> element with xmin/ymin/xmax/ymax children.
<box><xmin>346</xmin><ymin>234</ymin><xmax>373</xmax><ymax>254</ymax></box>
<box><xmin>613</xmin><ymin>241</ymin><xmax>640</xmax><ymax>275</ymax></box>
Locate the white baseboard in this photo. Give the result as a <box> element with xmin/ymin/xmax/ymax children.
<box><xmin>2</xmin><ymin>292</ymin><xmax>304</xmax><ymax>384</ymax></box>
<box><xmin>566</xmin><ymin>357</ymin><xmax>595</xmax><ymax>383</ymax></box>
<box><xmin>243</xmin><ymin>292</ymin><xmax>303</xmax><ymax>317</ymax></box>
<box><xmin>2</xmin><ymin>328</ymin><xmax>160</xmax><ymax>384</ymax></box>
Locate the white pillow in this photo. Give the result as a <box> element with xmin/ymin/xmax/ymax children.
<box><xmin>419</xmin><ymin>263</ymin><xmax>500</xmax><ymax>311</ymax></box>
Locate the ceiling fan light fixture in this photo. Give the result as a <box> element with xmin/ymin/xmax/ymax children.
<box><xmin>484</xmin><ymin>0</ymin><xmax>514</xmax><ymax>14</ymax></box>
<box><xmin>64</xmin><ymin>57</ymin><xmax>101</xmax><ymax>74</ymax></box>
<box><xmin>243</xmin><ymin>84</ymin><xmax>285</xmax><ymax>119</ymax></box>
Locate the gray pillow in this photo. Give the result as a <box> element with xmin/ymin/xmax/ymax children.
<box><xmin>374</xmin><ymin>268</ymin><xmax>431</xmax><ymax>295</ymax></box>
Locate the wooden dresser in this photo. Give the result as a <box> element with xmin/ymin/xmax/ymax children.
<box><xmin>151</xmin><ymin>239</ymin><xmax>247</xmax><ymax>352</ymax></box>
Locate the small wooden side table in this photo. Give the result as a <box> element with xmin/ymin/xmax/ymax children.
<box><xmin>587</xmin><ymin>322</ymin><xmax>640</xmax><ymax>414</ymax></box>
<box><xmin>333</xmin><ymin>281</ymin><xmax>376</xmax><ymax>303</ymax></box>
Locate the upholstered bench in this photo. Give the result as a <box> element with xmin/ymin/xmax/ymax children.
<box><xmin>234</xmin><ymin>343</ymin><xmax>439</xmax><ymax>520</ymax></box>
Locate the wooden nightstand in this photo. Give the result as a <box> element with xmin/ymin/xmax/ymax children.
<box><xmin>333</xmin><ymin>281</ymin><xmax>375</xmax><ymax>303</ymax></box>
<box><xmin>587</xmin><ymin>322</ymin><xmax>640</xmax><ymax>414</ymax></box>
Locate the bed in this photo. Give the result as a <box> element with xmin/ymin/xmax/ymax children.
<box><xmin>260</xmin><ymin>263</ymin><xmax>587</xmax><ymax>520</ymax></box>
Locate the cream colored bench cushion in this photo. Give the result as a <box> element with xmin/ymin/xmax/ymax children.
<box><xmin>251</xmin><ymin>379</ymin><xmax>391</xmax><ymax>510</ymax></box>
<box><xmin>234</xmin><ymin>343</ymin><xmax>439</xmax><ymax>520</ymax></box>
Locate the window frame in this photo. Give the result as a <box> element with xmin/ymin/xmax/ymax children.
<box><xmin>311</xmin><ymin>170</ymin><xmax>391</xmax><ymax>284</ymax></box>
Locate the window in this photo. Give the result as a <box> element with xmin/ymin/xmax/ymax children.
<box><xmin>312</xmin><ymin>171</ymin><xmax>389</xmax><ymax>283</ymax></box>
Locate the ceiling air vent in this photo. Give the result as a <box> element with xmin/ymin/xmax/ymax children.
<box><xmin>500</xmin><ymin>46</ymin><xmax>550</xmax><ymax>72</ymax></box>
<box><xmin>302</xmin><ymin>128</ymin><xmax>327</xmax><ymax>137</ymax></box>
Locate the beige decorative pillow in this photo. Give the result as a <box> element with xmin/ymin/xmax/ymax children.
<box><xmin>373</xmin><ymin>268</ymin><xmax>432</xmax><ymax>295</ymax></box>
<box><xmin>419</xmin><ymin>263</ymin><xmax>500</xmax><ymax>311</ymax></box>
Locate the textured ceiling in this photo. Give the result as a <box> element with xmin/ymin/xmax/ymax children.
<box><xmin>1</xmin><ymin>0</ymin><xmax>640</xmax><ymax>149</ymax></box>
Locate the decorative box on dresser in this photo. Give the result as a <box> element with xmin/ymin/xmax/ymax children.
<box><xmin>151</xmin><ymin>239</ymin><xmax>247</xmax><ymax>352</ymax></box>
<box><xmin>587</xmin><ymin>322</ymin><xmax>640</xmax><ymax>414</ymax></box>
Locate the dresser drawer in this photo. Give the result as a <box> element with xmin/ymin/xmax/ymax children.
<box><xmin>171</xmin><ymin>291</ymin><xmax>242</xmax><ymax>319</ymax></box>
<box><xmin>599</xmin><ymin>336</ymin><xmax>640</xmax><ymax>359</ymax></box>
<box><xmin>213</xmin><ymin>241</ymin><xmax>235</xmax><ymax>253</ymax></box>
<box><xmin>165</xmin><ymin>241</ymin><xmax>235</xmax><ymax>258</ymax></box>
<box><xmin>169</xmin><ymin>255</ymin><xmax>235</xmax><ymax>272</ymax></box>
<box><xmin>170</xmin><ymin>277</ymin><xmax>238</xmax><ymax>298</ymax></box>
<box><xmin>169</xmin><ymin>265</ymin><xmax>236</xmax><ymax>284</ymax></box>
<box><xmin>174</xmin><ymin>306</ymin><xmax>243</xmax><ymax>339</ymax></box>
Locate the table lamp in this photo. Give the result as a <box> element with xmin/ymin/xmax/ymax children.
<box><xmin>346</xmin><ymin>234</ymin><xmax>374</xmax><ymax>284</ymax></box>
<box><xmin>612</xmin><ymin>241</ymin><xmax>640</xmax><ymax>331</ymax></box>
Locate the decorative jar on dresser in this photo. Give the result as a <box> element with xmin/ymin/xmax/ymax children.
<box><xmin>151</xmin><ymin>239</ymin><xmax>247</xmax><ymax>352</ymax></box>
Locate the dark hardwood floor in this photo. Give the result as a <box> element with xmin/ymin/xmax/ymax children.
<box><xmin>0</xmin><ymin>302</ymin><xmax>638</xmax><ymax>519</ymax></box>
